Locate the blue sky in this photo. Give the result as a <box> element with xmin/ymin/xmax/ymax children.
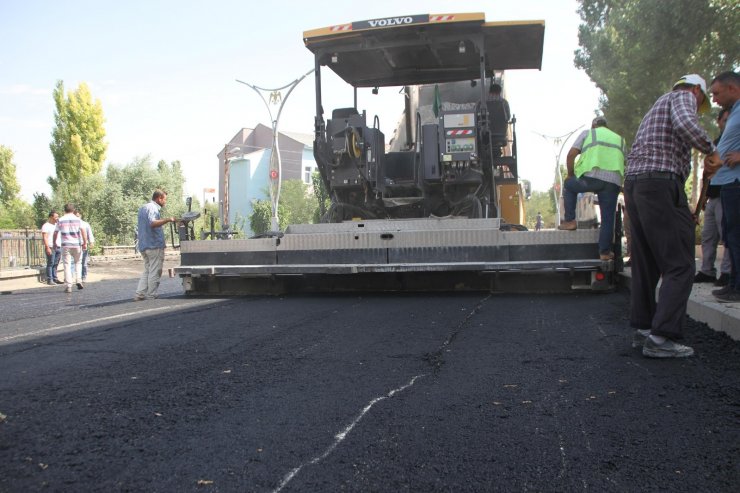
<box><xmin>0</xmin><ymin>0</ymin><xmax>601</xmax><ymax>201</ymax></box>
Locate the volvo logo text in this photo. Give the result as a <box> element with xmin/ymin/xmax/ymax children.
<box><xmin>367</xmin><ymin>17</ymin><xmax>413</xmax><ymax>28</ymax></box>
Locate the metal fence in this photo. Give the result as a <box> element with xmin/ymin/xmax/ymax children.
<box><xmin>0</xmin><ymin>225</ymin><xmax>182</xmax><ymax>270</ymax></box>
<box><xmin>0</xmin><ymin>230</ymin><xmax>45</xmax><ymax>270</ymax></box>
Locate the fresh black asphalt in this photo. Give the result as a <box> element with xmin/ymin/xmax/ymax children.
<box><xmin>0</xmin><ymin>276</ymin><xmax>738</xmax><ymax>492</ymax></box>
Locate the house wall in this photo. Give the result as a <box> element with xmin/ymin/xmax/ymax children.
<box><xmin>228</xmin><ymin>150</ymin><xmax>270</xmax><ymax>236</ymax></box>
<box><xmin>219</xmin><ymin>124</ymin><xmax>314</xmax><ymax>229</ymax></box>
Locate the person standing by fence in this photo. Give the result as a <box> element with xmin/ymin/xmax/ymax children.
<box><xmin>41</xmin><ymin>210</ymin><xmax>63</xmax><ymax>285</ymax></box>
<box><xmin>53</xmin><ymin>203</ymin><xmax>88</xmax><ymax>294</ymax></box>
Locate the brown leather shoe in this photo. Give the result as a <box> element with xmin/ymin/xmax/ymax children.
<box><xmin>557</xmin><ymin>220</ymin><xmax>577</xmax><ymax>231</ymax></box>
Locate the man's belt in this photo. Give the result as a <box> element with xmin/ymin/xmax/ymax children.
<box><xmin>625</xmin><ymin>171</ymin><xmax>682</xmax><ymax>181</ymax></box>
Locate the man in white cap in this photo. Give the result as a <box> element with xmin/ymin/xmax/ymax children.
<box><xmin>625</xmin><ymin>74</ymin><xmax>720</xmax><ymax>358</ymax></box>
<box><xmin>559</xmin><ymin>116</ymin><xmax>626</xmax><ymax>261</ymax></box>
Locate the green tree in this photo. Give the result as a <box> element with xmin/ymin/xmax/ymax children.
<box><xmin>0</xmin><ymin>146</ymin><xmax>35</xmax><ymax>228</ymax></box>
<box><xmin>0</xmin><ymin>145</ymin><xmax>21</xmax><ymax>205</ymax></box>
<box><xmin>280</xmin><ymin>179</ymin><xmax>316</xmax><ymax>225</ymax></box>
<box><xmin>49</xmin><ymin>80</ymin><xmax>107</xmax><ymax>189</ymax></box>
<box><xmin>525</xmin><ymin>191</ymin><xmax>556</xmax><ymax>229</ymax></box>
<box><xmin>574</xmin><ymin>0</ymin><xmax>739</xmax><ymax>145</ymax></box>
<box><xmin>312</xmin><ymin>170</ymin><xmax>331</xmax><ymax>222</ymax></box>
<box><xmin>156</xmin><ymin>159</ymin><xmax>185</xmax><ymax>207</ymax></box>
<box><xmin>0</xmin><ymin>200</ymin><xmax>35</xmax><ymax>229</ymax></box>
<box><xmin>249</xmin><ymin>199</ymin><xmax>289</xmax><ymax>235</ymax></box>
<box><xmin>32</xmin><ymin>192</ymin><xmax>53</xmax><ymax>228</ymax></box>
<box><xmin>51</xmin><ymin>156</ymin><xmax>187</xmax><ymax>246</ymax></box>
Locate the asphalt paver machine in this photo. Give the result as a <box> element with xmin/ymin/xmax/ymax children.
<box><xmin>176</xmin><ymin>13</ymin><xmax>620</xmax><ymax>294</ymax></box>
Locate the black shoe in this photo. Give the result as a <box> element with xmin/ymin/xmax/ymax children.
<box><xmin>76</xmin><ymin>282</ymin><xmax>84</xmax><ymax>290</ymax></box>
<box><xmin>715</xmin><ymin>273</ymin><xmax>730</xmax><ymax>287</ymax></box>
<box><xmin>712</xmin><ymin>285</ymin><xmax>732</xmax><ymax>296</ymax></box>
<box><xmin>53</xmin><ymin>279</ymin><xmax>64</xmax><ymax>284</ymax></box>
<box><xmin>693</xmin><ymin>272</ymin><xmax>716</xmax><ymax>283</ymax></box>
<box><xmin>47</xmin><ymin>280</ymin><xmax>55</xmax><ymax>286</ymax></box>
<box><xmin>715</xmin><ymin>289</ymin><xmax>740</xmax><ymax>303</ymax></box>
<box><xmin>632</xmin><ymin>329</ymin><xmax>650</xmax><ymax>348</ymax></box>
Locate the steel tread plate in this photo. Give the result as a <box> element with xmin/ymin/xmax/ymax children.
<box><xmin>181</xmin><ymin>230</ymin><xmax>600</xmax><ymax>253</ymax></box>
<box><xmin>285</xmin><ymin>218</ymin><xmax>502</xmax><ymax>233</ymax></box>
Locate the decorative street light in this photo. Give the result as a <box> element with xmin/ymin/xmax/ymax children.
<box><xmin>236</xmin><ymin>68</ymin><xmax>314</xmax><ymax>231</ymax></box>
<box><xmin>535</xmin><ymin>126</ymin><xmax>584</xmax><ymax>225</ymax></box>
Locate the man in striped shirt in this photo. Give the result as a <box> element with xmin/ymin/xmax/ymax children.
<box><xmin>53</xmin><ymin>203</ymin><xmax>88</xmax><ymax>293</ymax></box>
<box><xmin>625</xmin><ymin>74</ymin><xmax>721</xmax><ymax>358</ymax></box>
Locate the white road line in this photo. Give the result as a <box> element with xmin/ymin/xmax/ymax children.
<box><xmin>0</xmin><ymin>301</ymin><xmax>210</xmax><ymax>343</ymax></box>
<box><xmin>273</xmin><ymin>374</ymin><xmax>427</xmax><ymax>493</ymax></box>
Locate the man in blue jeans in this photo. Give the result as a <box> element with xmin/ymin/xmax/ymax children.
<box><xmin>41</xmin><ymin>210</ymin><xmax>63</xmax><ymax>285</ymax></box>
<box><xmin>709</xmin><ymin>71</ymin><xmax>740</xmax><ymax>303</ymax></box>
<box><xmin>558</xmin><ymin>116</ymin><xmax>625</xmax><ymax>261</ymax></box>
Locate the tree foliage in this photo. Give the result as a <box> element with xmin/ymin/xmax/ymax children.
<box><xmin>248</xmin><ymin>180</ymin><xmax>316</xmax><ymax>236</ymax></box>
<box><xmin>525</xmin><ymin>191</ymin><xmax>556</xmax><ymax>229</ymax></box>
<box><xmin>280</xmin><ymin>179</ymin><xmax>316</xmax><ymax>226</ymax></box>
<box><xmin>312</xmin><ymin>170</ymin><xmax>331</xmax><ymax>222</ymax></box>
<box><xmin>574</xmin><ymin>0</ymin><xmax>739</xmax><ymax>144</ymax></box>
<box><xmin>50</xmin><ymin>156</ymin><xmax>187</xmax><ymax>246</ymax></box>
<box><xmin>0</xmin><ymin>200</ymin><xmax>35</xmax><ymax>229</ymax></box>
<box><xmin>0</xmin><ymin>146</ymin><xmax>35</xmax><ymax>228</ymax></box>
<box><xmin>0</xmin><ymin>145</ymin><xmax>21</xmax><ymax>206</ymax></box>
<box><xmin>32</xmin><ymin>193</ymin><xmax>53</xmax><ymax>228</ymax></box>
<box><xmin>249</xmin><ymin>199</ymin><xmax>289</xmax><ymax>236</ymax></box>
<box><xmin>49</xmin><ymin>80</ymin><xmax>107</xmax><ymax>189</ymax></box>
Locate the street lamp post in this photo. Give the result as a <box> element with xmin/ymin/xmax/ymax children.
<box><xmin>535</xmin><ymin>126</ymin><xmax>584</xmax><ymax>225</ymax></box>
<box><xmin>236</xmin><ymin>69</ymin><xmax>314</xmax><ymax>231</ymax></box>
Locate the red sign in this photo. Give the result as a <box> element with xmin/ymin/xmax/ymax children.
<box><xmin>270</xmin><ymin>170</ymin><xmax>278</xmax><ymax>179</ymax></box>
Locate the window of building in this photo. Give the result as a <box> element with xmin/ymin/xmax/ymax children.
<box><xmin>304</xmin><ymin>166</ymin><xmax>312</xmax><ymax>184</ymax></box>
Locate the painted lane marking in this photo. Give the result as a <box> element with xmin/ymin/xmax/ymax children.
<box><xmin>0</xmin><ymin>300</ymin><xmax>217</xmax><ymax>343</ymax></box>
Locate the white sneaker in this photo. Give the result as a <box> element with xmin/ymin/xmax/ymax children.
<box><xmin>642</xmin><ymin>338</ymin><xmax>694</xmax><ymax>358</ymax></box>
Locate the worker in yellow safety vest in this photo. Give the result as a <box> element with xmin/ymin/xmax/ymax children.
<box><xmin>558</xmin><ymin>116</ymin><xmax>626</xmax><ymax>261</ymax></box>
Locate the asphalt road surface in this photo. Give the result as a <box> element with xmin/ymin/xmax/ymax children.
<box><xmin>0</xmin><ymin>268</ymin><xmax>738</xmax><ymax>492</ymax></box>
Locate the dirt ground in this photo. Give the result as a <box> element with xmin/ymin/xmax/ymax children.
<box><xmin>0</xmin><ymin>254</ymin><xmax>182</xmax><ymax>292</ymax></box>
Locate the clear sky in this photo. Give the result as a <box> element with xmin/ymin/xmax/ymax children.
<box><xmin>0</xmin><ymin>0</ymin><xmax>601</xmax><ymax>202</ymax></box>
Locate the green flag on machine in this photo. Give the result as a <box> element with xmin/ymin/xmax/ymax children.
<box><xmin>432</xmin><ymin>84</ymin><xmax>441</xmax><ymax>118</ymax></box>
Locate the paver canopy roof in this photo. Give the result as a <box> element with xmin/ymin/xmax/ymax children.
<box><xmin>304</xmin><ymin>13</ymin><xmax>545</xmax><ymax>88</ymax></box>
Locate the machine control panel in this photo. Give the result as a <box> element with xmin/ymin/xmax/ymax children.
<box><xmin>439</xmin><ymin>111</ymin><xmax>477</xmax><ymax>161</ymax></box>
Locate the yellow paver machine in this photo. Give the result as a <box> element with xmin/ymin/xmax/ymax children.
<box><xmin>176</xmin><ymin>13</ymin><xmax>622</xmax><ymax>294</ymax></box>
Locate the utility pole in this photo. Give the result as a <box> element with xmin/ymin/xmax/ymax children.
<box><xmin>535</xmin><ymin>126</ymin><xmax>583</xmax><ymax>225</ymax></box>
<box><xmin>221</xmin><ymin>144</ymin><xmax>240</xmax><ymax>227</ymax></box>
<box><xmin>237</xmin><ymin>69</ymin><xmax>314</xmax><ymax>231</ymax></box>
